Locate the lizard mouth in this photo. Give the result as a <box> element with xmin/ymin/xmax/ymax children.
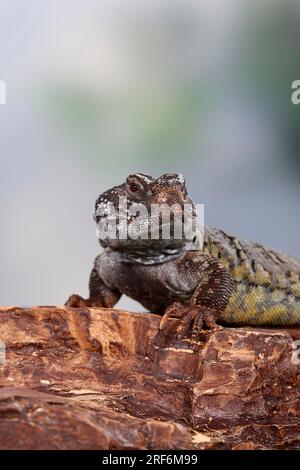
<box><xmin>94</xmin><ymin>202</ymin><xmax>203</xmax><ymax>253</ymax></box>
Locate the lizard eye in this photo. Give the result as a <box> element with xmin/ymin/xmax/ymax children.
<box><xmin>126</xmin><ymin>177</ymin><xmax>144</xmax><ymax>197</ymax></box>
<box><xmin>129</xmin><ymin>183</ymin><xmax>139</xmax><ymax>193</ymax></box>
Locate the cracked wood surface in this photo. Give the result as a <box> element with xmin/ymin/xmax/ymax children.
<box><xmin>0</xmin><ymin>306</ymin><xmax>299</xmax><ymax>449</ymax></box>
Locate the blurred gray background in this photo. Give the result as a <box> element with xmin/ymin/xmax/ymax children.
<box><xmin>0</xmin><ymin>0</ymin><xmax>300</xmax><ymax>309</ymax></box>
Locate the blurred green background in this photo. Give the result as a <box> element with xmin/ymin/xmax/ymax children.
<box><xmin>0</xmin><ymin>0</ymin><xmax>300</xmax><ymax>308</ymax></box>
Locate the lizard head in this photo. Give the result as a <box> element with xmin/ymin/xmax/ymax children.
<box><xmin>94</xmin><ymin>173</ymin><xmax>201</xmax><ymax>261</ymax></box>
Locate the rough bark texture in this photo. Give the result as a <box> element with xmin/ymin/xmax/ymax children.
<box><xmin>0</xmin><ymin>306</ymin><xmax>299</xmax><ymax>450</ymax></box>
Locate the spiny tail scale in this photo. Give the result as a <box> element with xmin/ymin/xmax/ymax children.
<box><xmin>204</xmin><ymin>227</ymin><xmax>300</xmax><ymax>325</ymax></box>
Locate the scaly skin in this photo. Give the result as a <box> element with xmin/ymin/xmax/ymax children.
<box><xmin>65</xmin><ymin>173</ymin><xmax>300</xmax><ymax>336</ymax></box>
<box><xmin>204</xmin><ymin>227</ymin><xmax>300</xmax><ymax>325</ymax></box>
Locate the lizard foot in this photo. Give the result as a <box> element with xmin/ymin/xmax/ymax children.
<box><xmin>156</xmin><ymin>302</ymin><xmax>222</xmax><ymax>347</ymax></box>
<box><xmin>178</xmin><ymin>306</ymin><xmax>222</xmax><ymax>341</ymax></box>
<box><xmin>65</xmin><ymin>294</ymin><xmax>93</xmax><ymax>308</ymax></box>
<box><xmin>158</xmin><ymin>302</ymin><xmax>188</xmax><ymax>330</ymax></box>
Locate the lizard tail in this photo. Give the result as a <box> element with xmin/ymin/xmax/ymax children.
<box><xmin>220</xmin><ymin>283</ymin><xmax>300</xmax><ymax>326</ymax></box>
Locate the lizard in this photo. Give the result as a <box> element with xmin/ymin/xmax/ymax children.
<box><xmin>65</xmin><ymin>172</ymin><xmax>300</xmax><ymax>339</ymax></box>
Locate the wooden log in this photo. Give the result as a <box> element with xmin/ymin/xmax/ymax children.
<box><xmin>0</xmin><ymin>306</ymin><xmax>299</xmax><ymax>449</ymax></box>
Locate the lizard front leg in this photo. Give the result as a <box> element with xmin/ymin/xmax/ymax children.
<box><xmin>159</xmin><ymin>254</ymin><xmax>235</xmax><ymax>340</ymax></box>
<box><xmin>65</xmin><ymin>255</ymin><xmax>121</xmax><ymax>308</ymax></box>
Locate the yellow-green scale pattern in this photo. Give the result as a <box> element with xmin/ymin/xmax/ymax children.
<box><xmin>203</xmin><ymin>227</ymin><xmax>300</xmax><ymax>326</ymax></box>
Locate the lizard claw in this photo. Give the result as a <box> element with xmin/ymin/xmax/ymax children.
<box><xmin>158</xmin><ymin>302</ymin><xmax>186</xmax><ymax>330</ymax></box>
<box><xmin>189</xmin><ymin>306</ymin><xmax>222</xmax><ymax>339</ymax></box>
<box><xmin>65</xmin><ymin>294</ymin><xmax>91</xmax><ymax>308</ymax></box>
<box><xmin>158</xmin><ymin>303</ymin><xmax>222</xmax><ymax>345</ymax></box>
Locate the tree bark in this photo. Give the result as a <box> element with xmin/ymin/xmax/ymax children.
<box><xmin>0</xmin><ymin>306</ymin><xmax>299</xmax><ymax>449</ymax></box>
